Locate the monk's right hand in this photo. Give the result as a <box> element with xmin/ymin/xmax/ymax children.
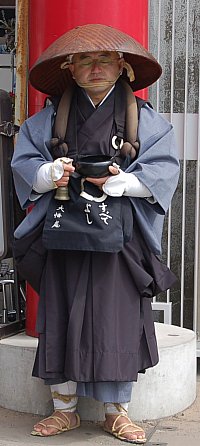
<box><xmin>54</xmin><ymin>163</ymin><xmax>75</xmax><ymax>187</ymax></box>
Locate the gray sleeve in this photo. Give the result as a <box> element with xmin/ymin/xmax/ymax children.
<box><xmin>11</xmin><ymin>106</ymin><xmax>54</xmax><ymax>209</ymax></box>
<box><xmin>126</xmin><ymin>104</ymin><xmax>180</xmax><ymax>214</ymax></box>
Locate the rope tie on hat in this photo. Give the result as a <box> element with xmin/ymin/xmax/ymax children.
<box><xmin>124</xmin><ymin>62</ymin><xmax>135</xmax><ymax>82</ymax></box>
<box><xmin>72</xmin><ymin>74</ymin><xmax>121</xmax><ymax>90</ymax></box>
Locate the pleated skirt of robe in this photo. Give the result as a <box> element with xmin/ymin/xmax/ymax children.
<box><xmin>32</xmin><ymin>221</ymin><xmax>176</xmax><ymax>383</ymax></box>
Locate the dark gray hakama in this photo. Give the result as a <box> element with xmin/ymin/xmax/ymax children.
<box><xmin>33</xmin><ymin>220</ymin><xmax>176</xmax><ymax>383</ymax></box>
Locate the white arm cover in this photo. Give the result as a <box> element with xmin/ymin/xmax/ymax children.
<box><xmin>33</xmin><ymin>160</ymin><xmax>64</xmax><ymax>193</ymax></box>
<box><xmin>102</xmin><ymin>169</ymin><xmax>152</xmax><ymax>198</ymax></box>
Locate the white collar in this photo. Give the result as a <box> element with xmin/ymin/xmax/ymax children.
<box><xmin>86</xmin><ymin>85</ymin><xmax>115</xmax><ymax>108</ymax></box>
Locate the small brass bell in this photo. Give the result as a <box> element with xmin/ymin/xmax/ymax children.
<box><xmin>54</xmin><ymin>185</ymin><xmax>70</xmax><ymax>201</ymax></box>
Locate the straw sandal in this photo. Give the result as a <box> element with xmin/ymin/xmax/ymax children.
<box><xmin>104</xmin><ymin>413</ymin><xmax>146</xmax><ymax>444</ymax></box>
<box><xmin>31</xmin><ymin>410</ymin><xmax>80</xmax><ymax>437</ymax></box>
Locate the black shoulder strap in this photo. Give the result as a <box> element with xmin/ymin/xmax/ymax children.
<box><xmin>49</xmin><ymin>85</ymin><xmax>151</xmax><ymax>158</ymax></box>
<box><xmin>47</xmin><ymin>95</ymin><xmax>61</xmax><ymax>137</ymax></box>
<box><xmin>53</xmin><ymin>86</ymin><xmax>74</xmax><ymax>140</ymax></box>
<box><xmin>46</xmin><ymin>87</ymin><xmax>74</xmax><ymax>160</ymax></box>
<box><xmin>136</xmin><ymin>96</ymin><xmax>153</xmax><ymax>116</ymax></box>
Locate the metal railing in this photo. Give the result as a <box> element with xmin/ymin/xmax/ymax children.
<box><xmin>149</xmin><ymin>0</ymin><xmax>200</xmax><ymax>354</ymax></box>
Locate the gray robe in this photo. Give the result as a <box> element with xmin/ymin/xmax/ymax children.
<box><xmin>11</xmin><ymin>86</ymin><xmax>179</xmax><ymax>401</ymax></box>
<box><xmin>12</xmin><ymin>90</ymin><xmax>179</xmax><ymax>255</ymax></box>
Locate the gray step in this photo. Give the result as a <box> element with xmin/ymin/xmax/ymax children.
<box><xmin>0</xmin><ymin>323</ymin><xmax>196</xmax><ymax>421</ymax></box>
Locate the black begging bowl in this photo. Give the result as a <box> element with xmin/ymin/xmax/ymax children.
<box><xmin>75</xmin><ymin>155</ymin><xmax>114</xmax><ymax>178</ymax></box>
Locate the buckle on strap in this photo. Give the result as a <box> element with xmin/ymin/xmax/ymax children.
<box><xmin>0</xmin><ymin>121</ymin><xmax>20</xmax><ymax>137</ymax></box>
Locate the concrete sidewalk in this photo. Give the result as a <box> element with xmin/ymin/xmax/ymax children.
<box><xmin>0</xmin><ymin>366</ymin><xmax>199</xmax><ymax>446</ymax></box>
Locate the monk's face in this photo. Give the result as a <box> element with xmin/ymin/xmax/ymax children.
<box><xmin>68</xmin><ymin>51</ymin><xmax>124</xmax><ymax>100</ymax></box>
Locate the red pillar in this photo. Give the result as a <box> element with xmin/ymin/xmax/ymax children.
<box><xmin>26</xmin><ymin>0</ymin><xmax>148</xmax><ymax>337</ymax></box>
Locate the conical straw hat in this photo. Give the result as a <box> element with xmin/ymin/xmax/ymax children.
<box><xmin>29</xmin><ymin>23</ymin><xmax>162</xmax><ymax>95</ymax></box>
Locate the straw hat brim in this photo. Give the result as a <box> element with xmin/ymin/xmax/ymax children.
<box><xmin>29</xmin><ymin>24</ymin><xmax>162</xmax><ymax>95</ymax></box>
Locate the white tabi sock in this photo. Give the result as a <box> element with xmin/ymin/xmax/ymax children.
<box><xmin>51</xmin><ymin>381</ymin><xmax>78</xmax><ymax>413</ymax></box>
<box><xmin>104</xmin><ymin>402</ymin><xmax>129</xmax><ymax>415</ymax></box>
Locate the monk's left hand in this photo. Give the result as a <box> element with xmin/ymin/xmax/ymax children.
<box><xmin>86</xmin><ymin>165</ymin><xmax>119</xmax><ymax>187</ymax></box>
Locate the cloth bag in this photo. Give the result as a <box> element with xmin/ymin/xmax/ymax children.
<box><xmin>42</xmin><ymin>180</ymin><xmax>134</xmax><ymax>252</ymax></box>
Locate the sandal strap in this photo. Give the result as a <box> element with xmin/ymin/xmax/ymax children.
<box><xmin>60</xmin><ymin>411</ymin><xmax>80</xmax><ymax>424</ymax></box>
<box><xmin>118</xmin><ymin>424</ymin><xmax>144</xmax><ymax>436</ymax></box>
<box><xmin>57</xmin><ymin>412</ymin><xmax>70</xmax><ymax>426</ymax></box>
<box><xmin>112</xmin><ymin>414</ymin><xmax>145</xmax><ymax>436</ymax></box>
<box><xmin>129</xmin><ymin>422</ymin><xmax>145</xmax><ymax>433</ymax></box>
<box><xmin>35</xmin><ymin>422</ymin><xmax>48</xmax><ymax>429</ymax></box>
<box><xmin>112</xmin><ymin>414</ymin><xmax>131</xmax><ymax>432</ymax></box>
<box><xmin>52</xmin><ymin>391</ymin><xmax>77</xmax><ymax>404</ymax></box>
<box><xmin>36</xmin><ymin>412</ymin><xmax>70</xmax><ymax>432</ymax></box>
<box><xmin>38</xmin><ymin>415</ymin><xmax>70</xmax><ymax>430</ymax></box>
<box><xmin>52</xmin><ymin>415</ymin><xmax>69</xmax><ymax>430</ymax></box>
